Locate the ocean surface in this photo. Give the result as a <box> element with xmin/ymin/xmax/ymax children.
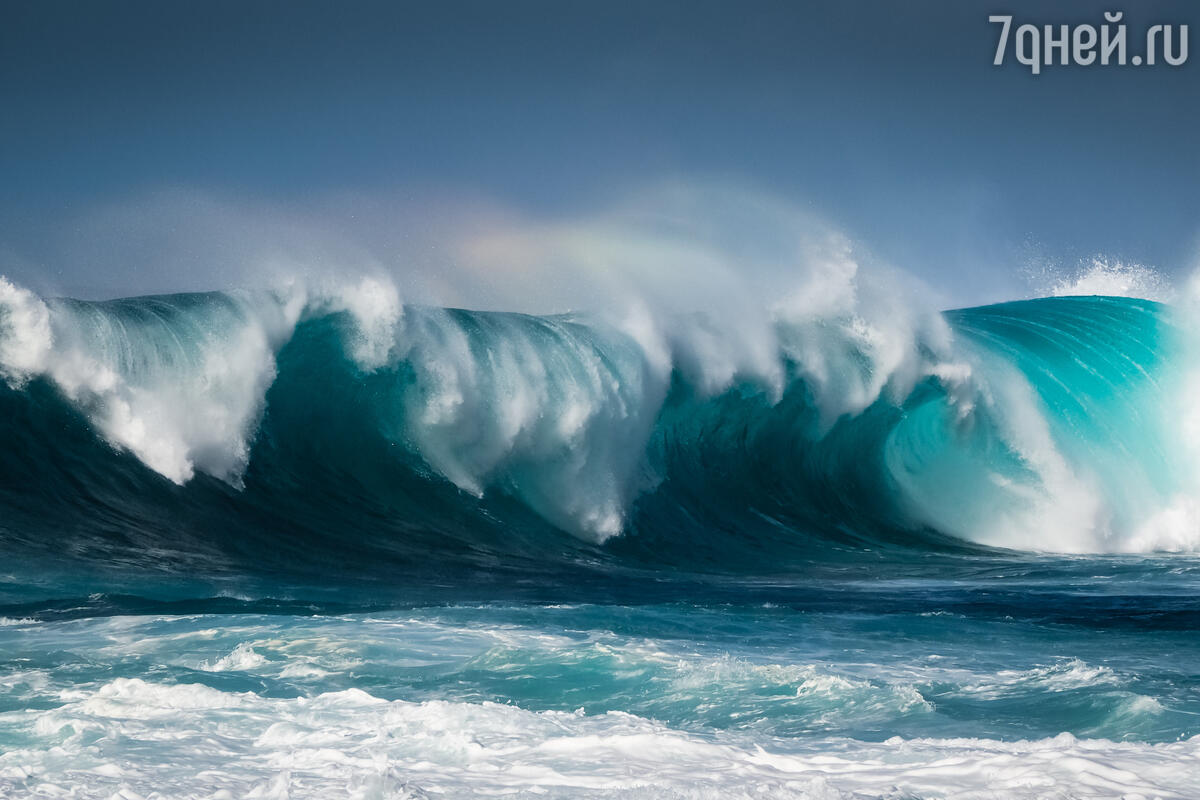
<box><xmin>2</xmin><ymin>277</ymin><xmax>1200</xmax><ymax>798</ymax></box>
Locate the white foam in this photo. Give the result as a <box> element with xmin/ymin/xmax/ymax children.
<box><xmin>390</xmin><ymin>305</ymin><xmax>669</xmax><ymax>542</ymax></box>
<box><xmin>1127</xmin><ymin>293</ymin><xmax>1200</xmax><ymax>553</ymax></box>
<box><xmin>0</xmin><ymin>274</ymin><xmax>405</xmax><ymax>489</ymax></box>
<box><xmin>888</xmin><ymin>349</ymin><xmax>1111</xmax><ymax>553</ymax></box>
<box><xmin>772</xmin><ymin>253</ymin><xmax>952</xmax><ymax>429</ymax></box>
<box><xmin>368</xmin><ymin>186</ymin><xmax>960</xmax><ymax>542</ymax></box>
<box><xmin>0</xmin><ymin>276</ymin><xmax>305</xmax><ymax>486</ymax></box>
<box><xmin>666</xmin><ymin>654</ymin><xmax>933</xmax><ymax>721</ymax></box>
<box><xmin>4</xmin><ymin>678</ymin><xmax>1198</xmax><ymax>799</ymax></box>
<box><xmin>199</xmin><ymin>642</ymin><xmax>268</xmax><ymax>672</ymax></box>
<box><xmin>305</xmin><ymin>274</ymin><xmax>404</xmax><ymax>370</ymax></box>
<box><xmin>0</xmin><ymin>277</ymin><xmax>53</xmax><ymax>386</ymax></box>
<box><xmin>1043</xmin><ymin>257</ymin><xmax>1175</xmax><ymax>302</ymax></box>
<box><xmin>957</xmin><ymin>658</ymin><xmax>1125</xmax><ymax>699</ymax></box>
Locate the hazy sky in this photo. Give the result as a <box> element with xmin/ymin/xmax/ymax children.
<box><xmin>1</xmin><ymin>0</ymin><xmax>1197</xmax><ymax>305</ymax></box>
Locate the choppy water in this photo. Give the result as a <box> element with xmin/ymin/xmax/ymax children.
<box><xmin>3</xmin><ymin>278</ymin><xmax>1200</xmax><ymax>797</ymax></box>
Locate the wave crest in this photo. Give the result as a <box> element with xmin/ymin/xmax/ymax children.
<box><xmin>1</xmin><ymin>275</ymin><xmax>1196</xmax><ymax>568</ymax></box>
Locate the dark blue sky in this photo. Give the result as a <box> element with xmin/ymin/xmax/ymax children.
<box><xmin>1</xmin><ymin>0</ymin><xmax>1197</xmax><ymax>302</ymax></box>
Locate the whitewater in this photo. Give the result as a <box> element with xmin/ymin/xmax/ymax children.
<box><xmin>4</xmin><ymin>254</ymin><xmax>1200</xmax><ymax>798</ymax></box>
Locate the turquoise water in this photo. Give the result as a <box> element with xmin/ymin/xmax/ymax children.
<box><xmin>2</xmin><ymin>283</ymin><xmax>1199</xmax><ymax>797</ymax></box>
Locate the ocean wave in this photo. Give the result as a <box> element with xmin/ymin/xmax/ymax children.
<box><xmin>2</xmin><ymin>273</ymin><xmax>1199</xmax><ymax>575</ymax></box>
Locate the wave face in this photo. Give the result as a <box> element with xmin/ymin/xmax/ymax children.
<box><xmin>0</xmin><ymin>277</ymin><xmax>1194</xmax><ymax>581</ymax></box>
<box><xmin>8</xmin><ymin>277</ymin><xmax>1200</xmax><ymax>800</ymax></box>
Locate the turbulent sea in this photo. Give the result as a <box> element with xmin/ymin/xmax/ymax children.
<box><xmin>3</xmin><ymin>276</ymin><xmax>1200</xmax><ymax>798</ymax></box>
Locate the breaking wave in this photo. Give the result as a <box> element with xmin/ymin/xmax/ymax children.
<box><xmin>2</xmin><ymin>272</ymin><xmax>1198</xmax><ymax>579</ymax></box>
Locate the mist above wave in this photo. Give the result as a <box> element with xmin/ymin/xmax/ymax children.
<box><xmin>2</xmin><ymin>186</ymin><xmax>1199</xmax><ymax>558</ymax></box>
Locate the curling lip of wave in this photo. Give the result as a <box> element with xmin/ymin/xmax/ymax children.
<box><xmin>0</xmin><ymin>278</ymin><xmax>1192</xmax><ymax>570</ymax></box>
